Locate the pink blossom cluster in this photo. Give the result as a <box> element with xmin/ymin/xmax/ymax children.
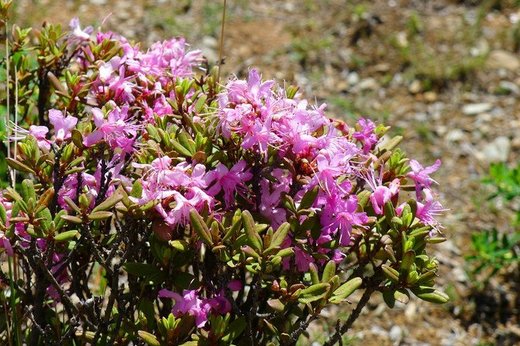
<box><xmin>0</xmin><ymin>18</ymin><xmax>447</xmax><ymax>326</ymax></box>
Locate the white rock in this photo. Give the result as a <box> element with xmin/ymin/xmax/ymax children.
<box><xmin>476</xmin><ymin>136</ymin><xmax>511</xmax><ymax>163</ymax></box>
<box><xmin>487</xmin><ymin>50</ymin><xmax>520</xmax><ymax>71</ymax></box>
<box><xmin>499</xmin><ymin>80</ymin><xmax>520</xmax><ymax>94</ymax></box>
<box><xmin>347</xmin><ymin>72</ymin><xmax>360</xmax><ymax>86</ymax></box>
<box><xmin>462</xmin><ymin>103</ymin><xmax>493</xmax><ymax>115</ymax></box>
<box><xmin>446</xmin><ymin>129</ymin><xmax>465</xmax><ymax>142</ymax></box>
<box><xmin>389</xmin><ymin>325</ymin><xmax>403</xmax><ymax>343</ymax></box>
<box><xmin>356</xmin><ymin>78</ymin><xmax>379</xmax><ymax>91</ymax></box>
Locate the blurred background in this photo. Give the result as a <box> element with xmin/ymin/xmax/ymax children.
<box><xmin>9</xmin><ymin>0</ymin><xmax>520</xmax><ymax>345</ymax></box>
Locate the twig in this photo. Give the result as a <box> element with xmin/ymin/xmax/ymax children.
<box><xmin>323</xmin><ymin>286</ymin><xmax>375</xmax><ymax>346</ymax></box>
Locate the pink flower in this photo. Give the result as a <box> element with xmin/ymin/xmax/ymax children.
<box><xmin>321</xmin><ymin>195</ymin><xmax>368</xmax><ymax>246</ymax></box>
<box><xmin>29</xmin><ymin>125</ymin><xmax>50</xmax><ymax>151</ymax></box>
<box><xmin>415</xmin><ymin>189</ymin><xmax>447</xmax><ymax>232</ymax></box>
<box><xmin>294</xmin><ymin>246</ymin><xmax>314</xmax><ymax>272</ymax></box>
<box><xmin>0</xmin><ymin>231</ymin><xmax>13</xmax><ymax>257</ymax></box>
<box><xmin>48</xmin><ymin>109</ymin><xmax>78</xmax><ymax>142</ymax></box>
<box><xmin>259</xmin><ymin>169</ymin><xmax>292</xmax><ymax>228</ymax></box>
<box><xmin>69</xmin><ymin>17</ymin><xmax>92</xmax><ymax>41</ymax></box>
<box><xmin>83</xmin><ymin>105</ymin><xmax>137</xmax><ymax>153</ymax></box>
<box><xmin>158</xmin><ymin>289</ymin><xmax>211</xmax><ymax>328</ymax></box>
<box><xmin>407</xmin><ymin>159</ymin><xmax>441</xmax><ymax>196</ymax></box>
<box><xmin>205</xmin><ymin>160</ymin><xmax>252</xmax><ymax>207</ymax></box>
<box><xmin>369</xmin><ymin>179</ymin><xmax>400</xmax><ymax>215</ymax></box>
<box><xmin>353</xmin><ymin>118</ymin><xmax>378</xmax><ymax>154</ymax></box>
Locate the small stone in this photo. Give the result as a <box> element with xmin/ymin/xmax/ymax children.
<box><xmin>462</xmin><ymin>103</ymin><xmax>493</xmax><ymax>115</ymax></box>
<box><xmin>486</xmin><ymin>50</ymin><xmax>520</xmax><ymax>71</ymax></box>
<box><xmin>424</xmin><ymin>91</ymin><xmax>437</xmax><ymax>102</ymax></box>
<box><xmin>347</xmin><ymin>72</ymin><xmax>360</xmax><ymax>86</ymax></box>
<box><xmin>445</xmin><ymin>129</ymin><xmax>465</xmax><ymax>142</ymax></box>
<box><xmin>409</xmin><ymin>80</ymin><xmax>422</xmax><ymax>94</ymax></box>
<box><xmin>476</xmin><ymin>136</ymin><xmax>511</xmax><ymax>163</ymax></box>
<box><xmin>498</xmin><ymin>80</ymin><xmax>520</xmax><ymax>94</ymax></box>
<box><xmin>356</xmin><ymin>78</ymin><xmax>379</xmax><ymax>91</ymax></box>
<box><xmin>389</xmin><ymin>325</ymin><xmax>403</xmax><ymax>343</ymax></box>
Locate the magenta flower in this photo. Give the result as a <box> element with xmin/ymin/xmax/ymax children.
<box><xmin>205</xmin><ymin>160</ymin><xmax>252</xmax><ymax>207</ymax></box>
<box><xmin>353</xmin><ymin>118</ymin><xmax>378</xmax><ymax>154</ymax></box>
<box><xmin>83</xmin><ymin>105</ymin><xmax>137</xmax><ymax>153</ymax></box>
<box><xmin>0</xmin><ymin>231</ymin><xmax>13</xmax><ymax>257</ymax></box>
<box><xmin>369</xmin><ymin>179</ymin><xmax>400</xmax><ymax>215</ymax></box>
<box><xmin>407</xmin><ymin>159</ymin><xmax>441</xmax><ymax>196</ymax></box>
<box><xmin>48</xmin><ymin>109</ymin><xmax>78</xmax><ymax>142</ymax></box>
<box><xmin>321</xmin><ymin>195</ymin><xmax>368</xmax><ymax>246</ymax></box>
<box><xmin>69</xmin><ymin>17</ymin><xmax>92</xmax><ymax>41</ymax></box>
<box><xmin>29</xmin><ymin>125</ymin><xmax>51</xmax><ymax>151</ymax></box>
<box><xmin>415</xmin><ymin>189</ymin><xmax>447</xmax><ymax>232</ymax></box>
<box><xmin>158</xmin><ymin>289</ymin><xmax>211</xmax><ymax>328</ymax></box>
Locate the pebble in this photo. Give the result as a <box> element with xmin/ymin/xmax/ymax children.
<box><xmin>475</xmin><ymin>136</ymin><xmax>511</xmax><ymax>163</ymax></box>
<box><xmin>486</xmin><ymin>50</ymin><xmax>520</xmax><ymax>71</ymax></box>
<box><xmin>445</xmin><ymin>129</ymin><xmax>465</xmax><ymax>142</ymax></box>
<box><xmin>498</xmin><ymin>80</ymin><xmax>520</xmax><ymax>94</ymax></box>
<box><xmin>389</xmin><ymin>325</ymin><xmax>403</xmax><ymax>344</ymax></box>
<box><xmin>424</xmin><ymin>91</ymin><xmax>438</xmax><ymax>102</ymax></box>
<box><xmin>409</xmin><ymin>80</ymin><xmax>422</xmax><ymax>94</ymax></box>
<box><xmin>462</xmin><ymin>103</ymin><xmax>493</xmax><ymax>115</ymax></box>
<box><xmin>347</xmin><ymin>71</ymin><xmax>360</xmax><ymax>86</ymax></box>
<box><xmin>356</xmin><ymin>78</ymin><xmax>379</xmax><ymax>91</ymax></box>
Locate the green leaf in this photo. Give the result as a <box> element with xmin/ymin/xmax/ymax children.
<box><xmin>137</xmin><ymin>330</ymin><xmax>160</xmax><ymax>346</ymax></box>
<box><xmin>412</xmin><ymin>287</ymin><xmax>449</xmax><ymax>304</ymax></box>
<box><xmin>242</xmin><ymin>210</ymin><xmax>262</xmax><ymax>252</ymax></box>
<box><xmin>54</xmin><ymin>230</ymin><xmax>80</xmax><ymax>242</ymax></box>
<box><xmin>382</xmin><ymin>264</ymin><xmax>400</xmax><ymax>284</ymax></box>
<box><xmin>222</xmin><ymin>317</ymin><xmax>247</xmax><ymax>342</ymax></box>
<box><xmin>92</xmin><ymin>192</ymin><xmax>122</xmax><ymax>213</ymax></box>
<box><xmin>169</xmin><ymin>240</ymin><xmax>189</xmax><ymax>252</ymax></box>
<box><xmin>400</xmin><ymin>250</ymin><xmax>415</xmax><ymax>276</ymax></box>
<box><xmin>6</xmin><ymin>158</ymin><xmax>35</xmax><ymax>174</ymax></box>
<box><xmin>171</xmin><ymin>138</ymin><xmax>193</xmax><ymax>157</ymax></box>
<box><xmin>88</xmin><ymin>211</ymin><xmax>113</xmax><ymax>221</ymax></box>
<box><xmin>190</xmin><ymin>209</ymin><xmax>213</xmax><ymax>246</ymax></box>
<box><xmin>130</xmin><ymin>180</ymin><xmax>143</xmax><ymax>199</ymax></box>
<box><xmin>322</xmin><ymin>260</ymin><xmax>336</xmax><ymax>283</ymax></box>
<box><xmin>297</xmin><ymin>283</ymin><xmax>330</xmax><ymax>304</ymax></box>
<box><xmin>329</xmin><ymin>277</ymin><xmax>362</xmax><ymax>304</ymax></box>
<box><xmin>60</xmin><ymin>214</ymin><xmax>83</xmax><ymax>224</ymax></box>
<box><xmin>298</xmin><ymin>185</ymin><xmax>319</xmax><ymax>210</ymax></box>
<box><xmin>264</xmin><ymin>222</ymin><xmax>290</xmax><ymax>254</ymax></box>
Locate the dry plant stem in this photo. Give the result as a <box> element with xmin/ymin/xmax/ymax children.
<box><xmin>217</xmin><ymin>0</ymin><xmax>227</xmax><ymax>82</ymax></box>
<box><xmin>323</xmin><ymin>286</ymin><xmax>376</xmax><ymax>346</ymax></box>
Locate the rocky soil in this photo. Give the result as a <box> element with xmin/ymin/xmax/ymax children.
<box><xmin>11</xmin><ymin>0</ymin><xmax>520</xmax><ymax>345</ymax></box>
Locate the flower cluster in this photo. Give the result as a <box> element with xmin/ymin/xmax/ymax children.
<box><xmin>0</xmin><ymin>16</ymin><xmax>448</xmax><ymax>345</ymax></box>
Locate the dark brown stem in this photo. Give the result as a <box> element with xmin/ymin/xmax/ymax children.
<box><xmin>323</xmin><ymin>286</ymin><xmax>375</xmax><ymax>346</ymax></box>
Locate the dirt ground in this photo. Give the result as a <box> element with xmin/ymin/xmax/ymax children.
<box><xmin>10</xmin><ymin>0</ymin><xmax>520</xmax><ymax>345</ymax></box>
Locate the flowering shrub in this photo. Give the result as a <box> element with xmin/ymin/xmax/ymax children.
<box><xmin>0</xmin><ymin>5</ymin><xmax>448</xmax><ymax>345</ymax></box>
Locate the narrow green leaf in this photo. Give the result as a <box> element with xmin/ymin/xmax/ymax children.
<box><xmin>92</xmin><ymin>193</ymin><xmax>122</xmax><ymax>213</ymax></box>
<box><xmin>6</xmin><ymin>158</ymin><xmax>35</xmax><ymax>174</ymax></box>
<box><xmin>54</xmin><ymin>230</ymin><xmax>80</xmax><ymax>242</ymax></box>
<box><xmin>137</xmin><ymin>330</ymin><xmax>160</xmax><ymax>346</ymax></box>
<box><xmin>190</xmin><ymin>209</ymin><xmax>213</xmax><ymax>246</ymax></box>
<box><xmin>264</xmin><ymin>222</ymin><xmax>290</xmax><ymax>253</ymax></box>
<box><xmin>88</xmin><ymin>211</ymin><xmax>113</xmax><ymax>221</ymax></box>
<box><xmin>329</xmin><ymin>277</ymin><xmax>362</xmax><ymax>303</ymax></box>
<box><xmin>242</xmin><ymin>210</ymin><xmax>262</xmax><ymax>252</ymax></box>
<box><xmin>298</xmin><ymin>185</ymin><xmax>319</xmax><ymax>210</ymax></box>
<box><xmin>322</xmin><ymin>260</ymin><xmax>336</xmax><ymax>283</ymax></box>
<box><xmin>382</xmin><ymin>264</ymin><xmax>400</xmax><ymax>283</ymax></box>
<box><xmin>60</xmin><ymin>214</ymin><xmax>83</xmax><ymax>224</ymax></box>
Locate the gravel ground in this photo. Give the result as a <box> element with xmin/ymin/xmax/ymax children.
<box><xmin>11</xmin><ymin>0</ymin><xmax>520</xmax><ymax>345</ymax></box>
